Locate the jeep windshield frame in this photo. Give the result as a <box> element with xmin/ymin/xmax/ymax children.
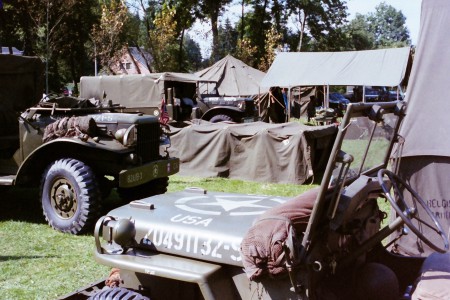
<box><xmin>301</xmin><ymin>101</ymin><xmax>406</xmax><ymax>254</ymax></box>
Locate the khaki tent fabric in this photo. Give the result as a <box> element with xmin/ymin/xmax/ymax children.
<box><xmin>196</xmin><ymin>55</ymin><xmax>269</xmax><ymax>97</ymax></box>
<box><xmin>168</xmin><ymin>121</ymin><xmax>337</xmax><ymax>184</ymax></box>
<box><xmin>261</xmin><ymin>47</ymin><xmax>411</xmax><ymax>88</ymax></box>
<box><xmin>390</xmin><ymin>0</ymin><xmax>450</xmax><ymax>256</ymax></box>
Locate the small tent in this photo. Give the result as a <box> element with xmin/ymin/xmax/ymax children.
<box><xmin>195</xmin><ymin>55</ymin><xmax>269</xmax><ymax>97</ymax></box>
<box><xmin>389</xmin><ymin>0</ymin><xmax>450</xmax><ymax>256</ymax></box>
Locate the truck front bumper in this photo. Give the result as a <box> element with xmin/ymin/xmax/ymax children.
<box><xmin>118</xmin><ymin>157</ymin><xmax>179</xmax><ymax>188</ymax></box>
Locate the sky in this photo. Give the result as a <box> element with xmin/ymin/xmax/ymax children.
<box><xmin>191</xmin><ymin>0</ymin><xmax>423</xmax><ymax>58</ymax></box>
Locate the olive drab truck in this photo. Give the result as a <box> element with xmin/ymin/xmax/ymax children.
<box><xmin>79</xmin><ymin>74</ymin><xmax>258</xmax><ymax>124</ymax></box>
<box><xmin>0</xmin><ymin>55</ymin><xmax>179</xmax><ymax>235</ymax></box>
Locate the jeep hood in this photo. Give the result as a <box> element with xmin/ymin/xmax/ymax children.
<box><xmin>104</xmin><ymin>188</ymin><xmax>290</xmax><ymax>266</ymax></box>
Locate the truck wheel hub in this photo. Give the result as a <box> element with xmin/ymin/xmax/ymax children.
<box><xmin>51</xmin><ymin>178</ymin><xmax>77</xmax><ymax>219</ymax></box>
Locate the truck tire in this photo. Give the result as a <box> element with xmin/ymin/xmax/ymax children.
<box><xmin>88</xmin><ymin>287</ymin><xmax>149</xmax><ymax>300</ymax></box>
<box><xmin>117</xmin><ymin>177</ymin><xmax>169</xmax><ymax>202</ymax></box>
<box><xmin>210</xmin><ymin>114</ymin><xmax>233</xmax><ymax>123</ymax></box>
<box><xmin>40</xmin><ymin>158</ymin><xmax>101</xmax><ymax>234</ymax></box>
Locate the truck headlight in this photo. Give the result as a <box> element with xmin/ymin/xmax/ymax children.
<box><xmin>115</xmin><ymin>125</ymin><xmax>137</xmax><ymax>147</ymax></box>
<box><xmin>237</xmin><ymin>100</ymin><xmax>246</xmax><ymax>110</ymax></box>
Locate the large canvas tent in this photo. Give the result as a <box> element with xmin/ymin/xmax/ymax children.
<box><xmin>389</xmin><ymin>0</ymin><xmax>450</xmax><ymax>256</ymax></box>
<box><xmin>195</xmin><ymin>55</ymin><xmax>269</xmax><ymax>97</ymax></box>
<box><xmin>261</xmin><ymin>47</ymin><xmax>412</xmax><ymax>114</ymax></box>
<box><xmin>261</xmin><ymin>47</ymin><xmax>412</xmax><ymax>88</ymax></box>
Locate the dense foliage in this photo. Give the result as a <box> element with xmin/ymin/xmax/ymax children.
<box><xmin>0</xmin><ymin>0</ymin><xmax>411</xmax><ymax>93</ymax></box>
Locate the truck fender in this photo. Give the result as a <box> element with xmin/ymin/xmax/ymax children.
<box><xmin>15</xmin><ymin>138</ymin><xmax>124</xmax><ymax>186</ymax></box>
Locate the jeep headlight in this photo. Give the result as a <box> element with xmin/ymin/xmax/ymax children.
<box><xmin>237</xmin><ymin>100</ymin><xmax>246</xmax><ymax>110</ymax></box>
<box><xmin>115</xmin><ymin>125</ymin><xmax>137</xmax><ymax>147</ymax></box>
<box><xmin>95</xmin><ymin>216</ymin><xmax>136</xmax><ymax>254</ymax></box>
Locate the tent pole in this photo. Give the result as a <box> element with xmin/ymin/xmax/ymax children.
<box><xmin>363</xmin><ymin>85</ymin><xmax>366</xmax><ymax>103</ymax></box>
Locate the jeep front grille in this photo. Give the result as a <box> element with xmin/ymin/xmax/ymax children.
<box><xmin>136</xmin><ymin>123</ymin><xmax>160</xmax><ymax>163</ymax></box>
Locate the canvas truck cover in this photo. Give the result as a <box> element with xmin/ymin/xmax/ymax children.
<box><xmin>390</xmin><ymin>0</ymin><xmax>450</xmax><ymax>256</ymax></box>
<box><xmin>79</xmin><ymin>73</ymin><xmax>207</xmax><ymax>108</ymax></box>
<box><xmin>80</xmin><ymin>75</ymin><xmax>162</xmax><ymax>108</ymax></box>
<box><xmin>0</xmin><ymin>55</ymin><xmax>44</xmax><ymax>111</ymax></box>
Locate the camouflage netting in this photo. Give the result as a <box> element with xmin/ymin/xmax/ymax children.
<box><xmin>43</xmin><ymin>116</ymin><xmax>97</xmax><ymax>142</ymax></box>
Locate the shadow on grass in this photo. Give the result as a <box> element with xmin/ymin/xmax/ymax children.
<box><xmin>0</xmin><ymin>187</ymin><xmax>127</xmax><ymax>225</ymax></box>
<box><xmin>0</xmin><ymin>255</ymin><xmax>59</xmax><ymax>262</ymax></box>
<box><xmin>0</xmin><ymin>187</ymin><xmax>44</xmax><ymax>224</ymax></box>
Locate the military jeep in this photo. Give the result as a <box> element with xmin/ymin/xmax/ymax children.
<box><xmin>62</xmin><ymin>101</ymin><xmax>449</xmax><ymax>300</ymax></box>
<box><xmin>0</xmin><ymin>55</ymin><xmax>179</xmax><ymax>235</ymax></box>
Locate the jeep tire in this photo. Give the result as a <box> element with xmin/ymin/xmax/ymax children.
<box><xmin>210</xmin><ymin>114</ymin><xmax>233</xmax><ymax>123</ymax></box>
<box><xmin>40</xmin><ymin>158</ymin><xmax>101</xmax><ymax>234</ymax></box>
<box><xmin>117</xmin><ymin>177</ymin><xmax>169</xmax><ymax>202</ymax></box>
<box><xmin>88</xmin><ymin>287</ymin><xmax>149</xmax><ymax>300</ymax></box>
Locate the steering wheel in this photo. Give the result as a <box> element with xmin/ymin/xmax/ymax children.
<box><xmin>377</xmin><ymin>169</ymin><xmax>449</xmax><ymax>253</ymax></box>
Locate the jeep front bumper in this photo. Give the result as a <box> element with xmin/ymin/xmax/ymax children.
<box><xmin>118</xmin><ymin>157</ymin><xmax>179</xmax><ymax>188</ymax></box>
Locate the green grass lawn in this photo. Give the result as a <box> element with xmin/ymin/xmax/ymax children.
<box><xmin>0</xmin><ymin>175</ymin><xmax>318</xmax><ymax>299</ymax></box>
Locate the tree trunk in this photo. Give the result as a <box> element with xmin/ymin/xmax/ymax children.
<box><xmin>297</xmin><ymin>11</ymin><xmax>306</xmax><ymax>52</ymax></box>
<box><xmin>211</xmin><ymin>10</ymin><xmax>219</xmax><ymax>62</ymax></box>
<box><xmin>179</xmin><ymin>29</ymin><xmax>185</xmax><ymax>70</ymax></box>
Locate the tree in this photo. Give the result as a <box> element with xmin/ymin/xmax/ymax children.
<box><xmin>147</xmin><ymin>4</ymin><xmax>179</xmax><ymax>72</ymax></box>
<box><xmin>258</xmin><ymin>25</ymin><xmax>282</xmax><ymax>72</ymax></box>
<box><xmin>343</xmin><ymin>2</ymin><xmax>410</xmax><ymax>50</ymax></box>
<box><xmin>198</xmin><ymin>0</ymin><xmax>232</xmax><ymax>62</ymax></box>
<box><xmin>0</xmin><ymin>0</ymin><xmax>99</xmax><ymax>92</ymax></box>
<box><xmin>91</xmin><ymin>0</ymin><xmax>129</xmax><ymax>74</ymax></box>
<box><xmin>183</xmin><ymin>34</ymin><xmax>203</xmax><ymax>71</ymax></box>
<box><xmin>286</xmin><ymin>0</ymin><xmax>348</xmax><ymax>51</ymax></box>
<box><xmin>217</xmin><ymin>18</ymin><xmax>238</xmax><ymax>57</ymax></box>
<box><xmin>345</xmin><ymin>14</ymin><xmax>375</xmax><ymax>50</ymax></box>
<box><xmin>366</xmin><ymin>2</ymin><xmax>410</xmax><ymax>48</ymax></box>
<box><xmin>234</xmin><ymin>38</ymin><xmax>258</xmax><ymax>67</ymax></box>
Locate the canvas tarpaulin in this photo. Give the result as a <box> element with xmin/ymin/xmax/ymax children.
<box><xmin>389</xmin><ymin>0</ymin><xmax>450</xmax><ymax>256</ymax></box>
<box><xmin>260</xmin><ymin>47</ymin><xmax>411</xmax><ymax>88</ymax></box>
<box><xmin>80</xmin><ymin>73</ymin><xmax>209</xmax><ymax>109</ymax></box>
<box><xmin>168</xmin><ymin>121</ymin><xmax>337</xmax><ymax>184</ymax></box>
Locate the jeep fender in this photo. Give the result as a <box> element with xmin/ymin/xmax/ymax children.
<box><xmin>201</xmin><ymin>106</ymin><xmax>244</xmax><ymax>122</ymax></box>
<box><xmin>15</xmin><ymin>137</ymin><xmax>128</xmax><ymax>186</ymax></box>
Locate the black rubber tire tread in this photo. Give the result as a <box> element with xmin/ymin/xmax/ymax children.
<box><xmin>117</xmin><ymin>177</ymin><xmax>169</xmax><ymax>202</ymax></box>
<box><xmin>88</xmin><ymin>287</ymin><xmax>150</xmax><ymax>300</ymax></box>
<box><xmin>40</xmin><ymin>158</ymin><xmax>101</xmax><ymax>235</ymax></box>
<box><xmin>210</xmin><ymin>114</ymin><xmax>233</xmax><ymax>123</ymax></box>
